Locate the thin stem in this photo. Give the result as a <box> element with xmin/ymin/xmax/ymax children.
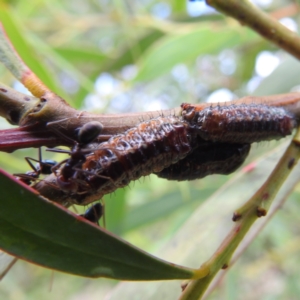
<box><xmin>203</xmin><ymin>178</ymin><xmax>297</xmax><ymax>299</ymax></box>
<box><xmin>179</xmin><ymin>127</ymin><xmax>300</xmax><ymax>300</ymax></box>
<box><xmin>0</xmin><ymin>23</ymin><xmax>52</xmax><ymax>98</ymax></box>
<box><xmin>206</xmin><ymin>0</ymin><xmax>300</xmax><ymax>59</ymax></box>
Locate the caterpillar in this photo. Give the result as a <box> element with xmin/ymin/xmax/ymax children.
<box><xmin>181</xmin><ymin>103</ymin><xmax>298</xmax><ymax>144</ymax></box>
<box><xmin>73</xmin><ymin>116</ymin><xmax>195</xmax><ymax>204</ymax></box>
<box><xmin>155</xmin><ymin>142</ymin><xmax>250</xmax><ymax>181</ymax></box>
<box><xmin>33</xmin><ymin>102</ymin><xmax>298</xmax><ymax>206</ymax></box>
<box><xmin>34</xmin><ymin>116</ymin><xmax>195</xmax><ymax>205</ymax></box>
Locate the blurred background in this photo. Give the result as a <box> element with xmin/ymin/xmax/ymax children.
<box><xmin>1</xmin><ymin>0</ymin><xmax>300</xmax><ymax>299</ymax></box>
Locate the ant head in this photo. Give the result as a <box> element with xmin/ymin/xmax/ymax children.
<box><xmin>76</xmin><ymin>121</ymin><xmax>103</xmax><ymax>145</ymax></box>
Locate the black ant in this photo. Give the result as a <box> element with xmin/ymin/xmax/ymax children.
<box><xmin>47</xmin><ymin>121</ymin><xmax>103</xmax><ymax>193</ymax></box>
<box><xmin>14</xmin><ymin>148</ymin><xmax>57</xmax><ymax>185</ymax></box>
<box><xmin>80</xmin><ymin>202</ymin><xmax>104</xmax><ymax>225</ymax></box>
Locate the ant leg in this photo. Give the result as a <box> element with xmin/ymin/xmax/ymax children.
<box><xmin>24</xmin><ymin>147</ymin><xmax>44</xmax><ymax>173</ymax></box>
<box><xmin>25</xmin><ymin>148</ymin><xmax>57</xmax><ymax>175</ymax></box>
<box><xmin>49</xmin><ymin>158</ymin><xmax>68</xmax><ymax>174</ymax></box>
<box><xmin>101</xmin><ymin>199</ymin><xmax>106</xmax><ymax>228</ymax></box>
<box><xmin>72</xmin><ymin>167</ymin><xmax>116</xmax><ymax>184</ymax></box>
<box><xmin>0</xmin><ymin>253</ymin><xmax>18</xmax><ymax>281</ymax></box>
<box><xmin>14</xmin><ymin>148</ymin><xmax>58</xmax><ymax>185</ymax></box>
<box><xmin>24</xmin><ymin>156</ymin><xmax>38</xmax><ymax>173</ymax></box>
<box><xmin>46</xmin><ymin>148</ymin><xmax>71</xmax><ymax>155</ymax></box>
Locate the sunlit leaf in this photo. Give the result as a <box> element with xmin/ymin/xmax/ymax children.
<box><xmin>253</xmin><ymin>55</ymin><xmax>300</xmax><ymax>96</ymax></box>
<box><xmin>134</xmin><ymin>25</ymin><xmax>256</xmax><ymax>82</ymax></box>
<box><xmin>122</xmin><ymin>187</ymin><xmax>214</xmax><ymax>232</ymax></box>
<box><xmin>54</xmin><ymin>47</ymin><xmax>108</xmax><ymax>64</ymax></box>
<box><xmin>0</xmin><ymin>7</ymin><xmax>64</xmax><ymax>96</ymax></box>
<box><xmin>103</xmin><ymin>30</ymin><xmax>165</xmax><ymax>73</ymax></box>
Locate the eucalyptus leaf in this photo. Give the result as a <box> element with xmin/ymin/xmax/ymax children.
<box><xmin>134</xmin><ymin>26</ymin><xmax>256</xmax><ymax>82</ymax></box>
<box><xmin>253</xmin><ymin>55</ymin><xmax>300</xmax><ymax>96</ymax></box>
<box><xmin>0</xmin><ymin>7</ymin><xmax>64</xmax><ymax>96</ymax></box>
<box><xmin>0</xmin><ymin>169</ymin><xmax>196</xmax><ymax>280</ymax></box>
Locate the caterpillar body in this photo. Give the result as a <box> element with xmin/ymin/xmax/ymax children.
<box><xmin>182</xmin><ymin>103</ymin><xmax>297</xmax><ymax>144</ymax></box>
<box><xmin>156</xmin><ymin>142</ymin><xmax>250</xmax><ymax>181</ymax></box>
<box><xmin>34</xmin><ymin>102</ymin><xmax>298</xmax><ymax>206</ymax></box>
<box><xmin>36</xmin><ymin>116</ymin><xmax>196</xmax><ymax>205</ymax></box>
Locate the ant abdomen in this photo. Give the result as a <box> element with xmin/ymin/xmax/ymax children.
<box><xmin>80</xmin><ymin>203</ymin><xmax>103</xmax><ymax>224</ymax></box>
<box><xmin>76</xmin><ymin>121</ymin><xmax>103</xmax><ymax>144</ymax></box>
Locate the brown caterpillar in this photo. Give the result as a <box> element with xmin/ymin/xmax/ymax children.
<box><xmin>155</xmin><ymin>142</ymin><xmax>250</xmax><ymax>181</ymax></box>
<box><xmin>74</xmin><ymin>116</ymin><xmax>194</xmax><ymax>204</ymax></box>
<box><xmin>182</xmin><ymin>103</ymin><xmax>298</xmax><ymax>144</ymax></box>
<box><xmin>34</xmin><ymin>116</ymin><xmax>196</xmax><ymax>205</ymax></box>
<box><xmin>34</xmin><ymin>102</ymin><xmax>298</xmax><ymax>206</ymax></box>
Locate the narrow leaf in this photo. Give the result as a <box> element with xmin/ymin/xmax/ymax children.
<box><xmin>0</xmin><ymin>169</ymin><xmax>195</xmax><ymax>280</ymax></box>
<box><xmin>134</xmin><ymin>26</ymin><xmax>256</xmax><ymax>82</ymax></box>
<box><xmin>0</xmin><ymin>7</ymin><xmax>59</xmax><ymax>97</ymax></box>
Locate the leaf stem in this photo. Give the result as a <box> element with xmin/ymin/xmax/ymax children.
<box><xmin>206</xmin><ymin>0</ymin><xmax>300</xmax><ymax>59</ymax></box>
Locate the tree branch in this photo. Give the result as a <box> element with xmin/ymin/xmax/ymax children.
<box><xmin>206</xmin><ymin>0</ymin><xmax>300</xmax><ymax>59</ymax></box>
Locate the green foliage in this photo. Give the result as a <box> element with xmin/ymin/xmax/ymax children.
<box><xmin>0</xmin><ymin>169</ymin><xmax>195</xmax><ymax>280</ymax></box>
<box><xmin>0</xmin><ymin>0</ymin><xmax>300</xmax><ymax>299</ymax></box>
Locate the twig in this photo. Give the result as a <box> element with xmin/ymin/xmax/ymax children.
<box><xmin>179</xmin><ymin>127</ymin><xmax>300</xmax><ymax>299</ymax></box>
<box><xmin>206</xmin><ymin>0</ymin><xmax>300</xmax><ymax>60</ymax></box>
<box><xmin>202</xmin><ymin>166</ymin><xmax>298</xmax><ymax>299</ymax></box>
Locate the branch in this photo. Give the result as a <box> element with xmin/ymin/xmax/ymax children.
<box><xmin>1</xmin><ymin>77</ymin><xmax>300</xmax><ymax>152</ymax></box>
<box><xmin>206</xmin><ymin>0</ymin><xmax>300</xmax><ymax>59</ymax></box>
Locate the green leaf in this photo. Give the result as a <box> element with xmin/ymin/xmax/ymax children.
<box><xmin>25</xmin><ymin>33</ymin><xmax>96</xmax><ymax>107</ymax></box>
<box><xmin>122</xmin><ymin>187</ymin><xmax>214</xmax><ymax>232</ymax></box>
<box><xmin>104</xmin><ymin>187</ymin><xmax>127</xmax><ymax>235</ymax></box>
<box><xmin>103</xmin><ymin>30</ymin><xmax>165</xmax><ymax>73</ymax></box>
<box><xmin>253</xmin><ymin>55</ymin><xmax>300</xmax><ymax>96</ymax></box>
<box><xmin>0</xmin><ymin>7</ymin><xmax>64</xmax><ymax>97</ymax></box>
<box><xmin>236</xmin><ymin>40</ymin><xmax>267</xmax><ymax>83</ymax></box>
<box><xmin>171</xmin><ymin>0</ymin><xmax>186</xmax><ymax>13</ymax></box>
<box><xmin>0</xmin><ymin>168</ymin><xmax>195</xmax><ymax>280</ymax></box>
<box><xmin>133</xmin><ymin>25</ymin><xmax>256</xmax><ymax>82</ymax></box>
<box><xmin>54</xmin><ymin>47</ymin><xmax>108</xmax><ymax>64</ymax></box>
